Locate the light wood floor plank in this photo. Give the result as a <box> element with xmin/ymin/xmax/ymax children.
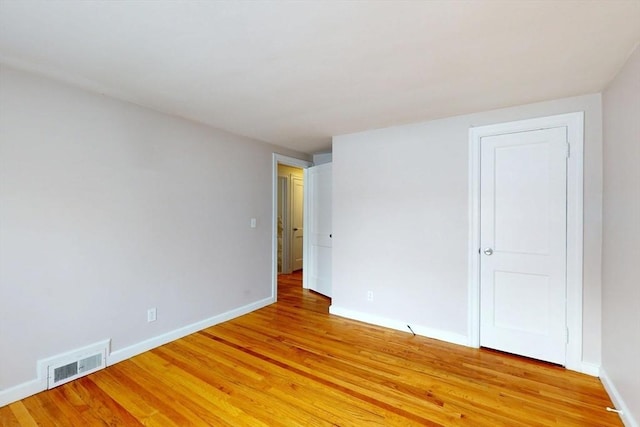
<box><xmin>4</xmin><ymin>403</ymin><xmax>36</xmax><ymax>427</ymax></box>
<box><xmin>0</xmin><ymin>271</ymin><xmax>623</xmax><ymax>426</ymax></box>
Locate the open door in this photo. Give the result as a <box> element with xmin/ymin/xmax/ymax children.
<box><xmin>305</xmin><ymin>163</ymin><xmax>332</xmax><ymax>297</ymax></box>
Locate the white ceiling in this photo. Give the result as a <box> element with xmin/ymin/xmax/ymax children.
<box><xmin>1</xmin><ymin>1</ymin><xmax>639</xmax><ymax>154</ymax></box>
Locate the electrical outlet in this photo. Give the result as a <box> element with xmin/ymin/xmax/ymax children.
<box><xmin>367</xmin><ymin>291</ymin><xmax>374</xmax><ymax>302</ymax></box>
<box><xmin>147</xmin><ymin>308</ymin><xmax>157</xmax><ymax>322</ymax></box>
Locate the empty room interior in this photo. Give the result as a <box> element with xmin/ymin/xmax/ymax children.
<box><xmin>0</xmin><ymin>1</ymin><xmax>639</xmax><ymax>426</ymax></box>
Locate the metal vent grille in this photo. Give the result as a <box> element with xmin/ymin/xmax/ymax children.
<box><xmin>78</xmin><ymin>354</ymin><xmax>102</xmax><ymax>373</ymax></box>
<box><xmin>53</xmin><ymin>362</ymin><xmax>78</xmax><ymax>383</ymax></box>
<box><xmin>47</xmin><ymin>350</ymin><xmax>106</xmax><ymax>389</ymax></box>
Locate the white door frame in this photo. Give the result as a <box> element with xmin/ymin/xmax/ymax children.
<box><xmin>468</xmin><ymin>112</ymin><xmax>584</xmax><ymax>372</ymax></box>
<box><xmin>272</xmin><ymin>154</ymin><xmax>312</xmax><ymax>301</ymax></box>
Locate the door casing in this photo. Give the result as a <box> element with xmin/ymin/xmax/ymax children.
<box><xmin>468</xmin><ymin>112</ymin><xmax>585</xmax><ymax>373</ymax></box>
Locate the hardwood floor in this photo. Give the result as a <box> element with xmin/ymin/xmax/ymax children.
<box><xmin>1</xmin><ymin>271</ymin><xmax>621</xmax><ymax>426</ymax></box>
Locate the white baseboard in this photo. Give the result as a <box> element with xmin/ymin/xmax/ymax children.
<box><xmin>0</xmin><ymin>379</ymin><xmax>45</xmax><ymax>408</ymax></box>
<box><xmin>0</xmin><ymin>296</ymin><xmax>274</xmax><ymax>408</ymax></box>
<box><xmin>108</xmin><ymin>296</ymin><xmax>274</xmax><ymax>365</ymax></box>
<box><xmin>329</xmin><ymin>305</ymin><xmax>468</xmax><ymax>347</ymax></box>
<box><xmin>600</xmin><ymin>367</ymin><xmax>638</xmax><ymax>427</ymax></box>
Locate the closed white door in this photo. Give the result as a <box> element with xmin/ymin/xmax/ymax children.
<box><xmin>291</xmin><ymin>175</ymin><xmax>304</xmax><ymax>271</ymax></box>
<box><xmin>480</xmin><ymin>127</ymin><xmax>568</xmax><ymax>365</ymax></box>
<box><xmin>306</xmin><ymin>163</ymin><xmax>332</xmax><ymax>297</ymax></box>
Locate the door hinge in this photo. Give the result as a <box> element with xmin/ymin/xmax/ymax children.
<box><xmin>566</xmin><ymin>142</ymin><xmax>571</xmax><ymax>158</ymax></box>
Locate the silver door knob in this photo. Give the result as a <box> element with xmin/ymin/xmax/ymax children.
<box><xmin>483</xmin><ymin>248</ymin><xmax>494</xmax><ymax>256</ymax></box>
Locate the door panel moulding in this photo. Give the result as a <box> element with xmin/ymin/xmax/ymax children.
<box><xmin>468</xmin><ymin>112</ymin><xmax>585</xmax><ymax>373</ymax></box>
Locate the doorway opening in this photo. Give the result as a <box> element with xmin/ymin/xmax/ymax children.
<box><xmin>277</xmin><ymin>164</ymin><xmax>305</xmax><ymax>275</ymax></box>
<box><xmin>272</xmin><ymin>154</ymin><xmax>312</xmax><ymax>301</ymax></box>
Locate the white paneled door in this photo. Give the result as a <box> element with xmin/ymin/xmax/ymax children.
<box><xmin>480</xmin><ymin>127</ymin><xmax>568</xmax><ymax>365</ymax></box>
<box><xmin>306</xmin><ymin>163</ymin><xmax>332</xmax><ymax>297</ymax></box>
<box><xmin>291</xmin><ymin>176</ymin><xmax>304</xmax><ymax>271</ymax></box>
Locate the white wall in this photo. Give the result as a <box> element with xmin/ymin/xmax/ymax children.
<box><xmin>601</xmin><ymin>45</ymin><xmax>640</xmax><ymax>427</ymax></box>
<box><xmin>332</xmin><ymin>94</ymin><xmax>603</xmax><ymax>365</ymax></box>
<box><xmin>0</xmin><ymin>65</ymin><xmax>306</xmax><ymax>395</ymax></box>
<box><xmin>312</xmin><ymin>152</ymin><xmax>333</xmax><ymax>165</ymax></box>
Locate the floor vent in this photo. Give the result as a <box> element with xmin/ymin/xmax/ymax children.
<box><xmin>41</xmin><ymin>340</ymin><xmax>110</xmax><ymax>389</ymax></box>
